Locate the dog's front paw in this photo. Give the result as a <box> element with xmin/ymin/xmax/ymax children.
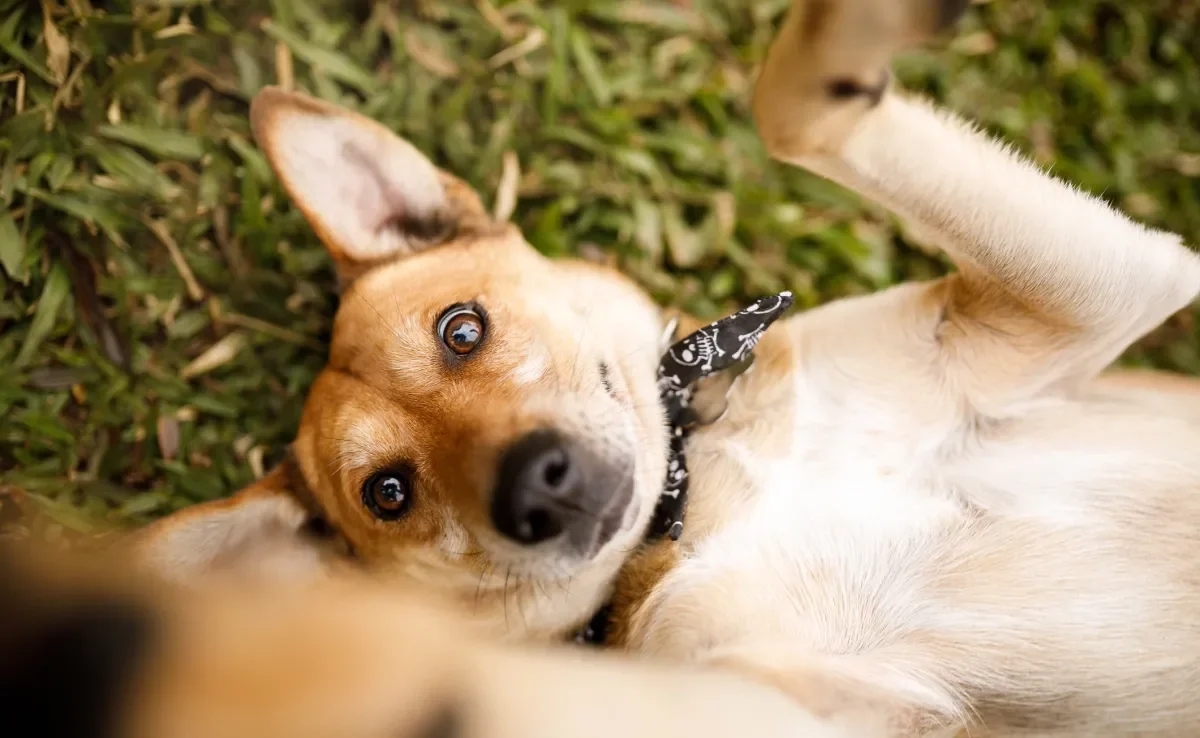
<box><xmin>753</xmin><ymin>0</ymin><xmax>969</xmax><ymax>159</ymax></box>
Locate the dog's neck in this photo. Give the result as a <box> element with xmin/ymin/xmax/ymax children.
<box><xmin>571</xmin><ymin>292</ymin><xmax>794</xmax><ymax>647</ymax></box>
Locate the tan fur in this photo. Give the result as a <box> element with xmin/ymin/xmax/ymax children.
<box><xmin>1</xmin><ymin>544</ymin><xmax>838</xmax><ymax>738</ymax></box>
<box><xmin>606</xmin><ymin>541</ymin><xmax>679</xmax><ymax>649</ymax></box>
<box><xmin>136</xmin><ymin>2</ymin><xmax>1200</xmax><ymax>734</ymax></box>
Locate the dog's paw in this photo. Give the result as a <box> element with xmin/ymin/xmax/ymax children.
<box><xmin>753</xmin><ymin>0</ymin><xmax>968</xmax><ymax>158</ymax></box>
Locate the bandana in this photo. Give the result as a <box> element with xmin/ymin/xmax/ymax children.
<box><xmin>573</xmin><ymin>291</ymin><xmax>795</xmax><ymax>646</ymax></box>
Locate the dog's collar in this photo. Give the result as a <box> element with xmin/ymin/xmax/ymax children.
<box><xmin>573</xmin><ymin>291</ymin><xmax>794</xmax><ymax>646</ymax></box>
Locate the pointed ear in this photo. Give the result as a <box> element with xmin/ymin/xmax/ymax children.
<box><xmin>131</xmin><ymin>464</ymin><xmax>339</xmax><ymax>585</ymax></box>
<box><xmin>249</xmin><ymin>86</ymin><xmax>488</xmax><ymax>278</ymax></box>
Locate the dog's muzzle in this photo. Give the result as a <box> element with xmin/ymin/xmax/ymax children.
<box><xmin>490</xmin><ymin>429</ymin><xmax>633</xmax><ymax>556</ymax></box>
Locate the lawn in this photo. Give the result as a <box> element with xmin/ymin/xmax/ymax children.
<box><xmin>2</xmin><ymin>0</ymin><xmax>1200</xmax><ymax>538</ymax></box>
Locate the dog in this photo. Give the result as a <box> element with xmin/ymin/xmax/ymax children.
<box><xmin>0</xmin><ymin>542</ymin><xmax>833</xmax><ymax>738</ymax></box>
<box><xmin>134</xmin><ymin>0</ymin><xmax>1200</xmax><ymax>734</ymax></box>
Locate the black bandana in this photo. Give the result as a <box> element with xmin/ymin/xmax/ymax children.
<box><xmin>574</xmin><ymin>291</ymin><xmax>794</xmax><ymax>646</ymax></box>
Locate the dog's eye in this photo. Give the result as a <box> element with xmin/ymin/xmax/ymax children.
<box><xmin>437</xmin><ymin>307</ymin><xmax>485</xmax><ymax>355</ymax></box>
<box><xmin>362</xmin><ymin>471</ymin><xmax>413</xmax><ymax>521</ymax></box>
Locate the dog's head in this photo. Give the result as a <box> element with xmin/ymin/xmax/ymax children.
<box><xmin>135</xmin><ymin>88</ymin><xmax>670</xmax><ymax>639</ymax></box>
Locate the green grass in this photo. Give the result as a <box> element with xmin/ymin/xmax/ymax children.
<box><xmin>3</xmin><ymin>0</ymin><xmax>1200</xmax><ymax>537</ymax></box>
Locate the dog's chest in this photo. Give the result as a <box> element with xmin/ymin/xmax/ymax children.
<box><xmin>627</xmin><ymin>359</ymin><xmax>965</xmax><ymax>660</ymax></box>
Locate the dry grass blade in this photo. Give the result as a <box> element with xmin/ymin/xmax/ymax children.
<box><xmin>143</xmin><ymin>217</ymin><xmax>205</xmax><ymax>302</ymax></box>
<box><xmin>494</xmin><ymin>151</ymin><xmax>520</xmax><ymax>222</ymax></box>
<box><xmin>220</xmin><ymin>311</ymin><xmax>323</xmax><ymax>349</ymax></box>
<box><xmin>156</xmin><ymin>415</ymin><xmax>180</xmax><ymax>461</ymax></box>
<box><xmin>489</xmin><ymin>27</ymin><xmax>546</xmax><ymax>69</ymax></box>
<box><xmin>180</xmin><ymin>332</ymin><xmax>248</xmax><ymax>379</ymax></box>
<box><xmin>40</xmin><ymin>0</ymin><xmax>69</xmax><ymax>84</ymax></box>
<box><xmin>274</xmin><ymin>40</ymin><xmax>294</xmax><ymax>91</ymax></box>
<box><xmin>404</xmin><ymin>27</ymin><xmax>460</xmax><ymax>79</ymax></box>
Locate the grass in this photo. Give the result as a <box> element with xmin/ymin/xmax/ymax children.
<box><xmin>2</xmin><ymin>0</ymin><xmax>1200</xmax><ymax>538</ymax></box>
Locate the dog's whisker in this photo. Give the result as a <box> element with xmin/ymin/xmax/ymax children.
<box><xmin>473</xmin><ymin>561</ymin><xmax>492</xmax><ymax>610</ymax></box>
<box><xmin>502</xmin><ymin>566</ymin><xmax>513</xmax><ymax>630</ymax></box>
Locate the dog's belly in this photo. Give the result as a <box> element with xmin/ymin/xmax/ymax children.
<box><xmin>629</xmin><ymin>447</ymin><xmax>966</xmax><ymax>660</ymax></box>
<box><xmin>627</xmin><ymin>390</ymin><xmax>1200</xmax><ymax>732</ymax></box>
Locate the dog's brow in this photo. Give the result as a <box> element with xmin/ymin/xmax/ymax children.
<box><xmin>379</xmin><ymin>310</ymin><xmax>445</xmax><ymax>389</ymax></box>
<box><xmin>331</xmin><ymin>414</ymin><xmax>404</xmax><ymax>477</ymax></box>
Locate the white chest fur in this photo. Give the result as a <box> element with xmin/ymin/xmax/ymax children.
<box><xmin>627</xmin><ymin>349</ymin><xmax>967</xmax><ymax>661</ymax></box>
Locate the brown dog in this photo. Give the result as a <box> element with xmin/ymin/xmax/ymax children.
<box><xmin>136</xmin><ymin>1</ymin><xmax>1200</xmax><ymax>734</ymax></box>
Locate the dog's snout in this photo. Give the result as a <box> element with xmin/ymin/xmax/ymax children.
<box><xmin>492</xmin><ymin>430</ymin><xmax>582</xmax><ymax>545</ymax></box>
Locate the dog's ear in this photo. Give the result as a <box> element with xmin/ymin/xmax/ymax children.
<box><xmin>131</xmin><ymin>464</ymin><xmax>336</xmax><ymax>585</ymax></box>
<box><xmin>250</xmin><ymin>86</ymin><xmax>487</xmax><ymax>281</ymax></box>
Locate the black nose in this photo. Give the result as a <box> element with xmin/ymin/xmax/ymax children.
<box><xmin>491</xmin><ymin>430</ymin><xmax>584</xmax><ymax>545</ymax></box>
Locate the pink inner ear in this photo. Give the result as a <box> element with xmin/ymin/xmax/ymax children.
<box><xmin>272</xmin><ymin>113</ymin><xmax>446</xmax><ymax>261</ymax></box>
<box><xmin>341</xmin><ymin>139</ymin><xmax>412</xmax><ymax>234</ymax></box>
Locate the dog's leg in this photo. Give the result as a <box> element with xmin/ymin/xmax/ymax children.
<box><xmin>704</xmin><ymin>644</ymin><xmax>966</xmax><ymax>737</ymax></box>
<box><xmin>756</xmin><ymin>0</ymin><xmax>1200</xmax><ymax>414</ymax></box>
